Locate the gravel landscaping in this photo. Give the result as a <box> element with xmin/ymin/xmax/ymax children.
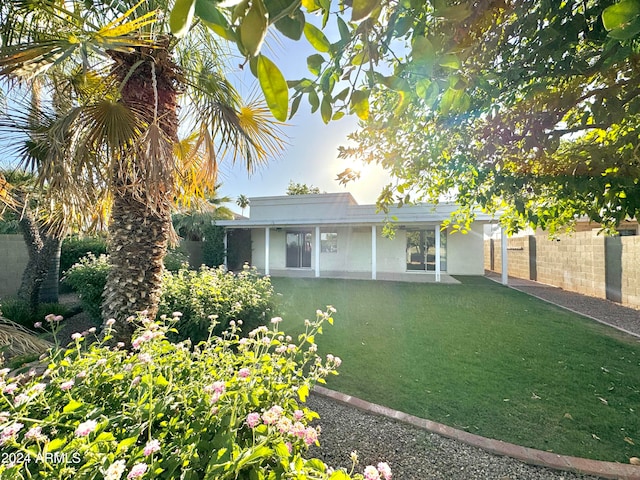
<box><xmin>307</xmin><ymin>394</ymin><xmax>605</xmax><ymax>480</ymax></box>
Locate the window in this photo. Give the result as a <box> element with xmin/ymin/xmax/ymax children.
<box><xmin>321</xmin><ymin>232</ymin><xmax>338</xmax><ymax>253</ymax></box>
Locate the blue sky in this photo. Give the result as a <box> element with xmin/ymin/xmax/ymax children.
<box><xmin>219</xmin><ymin>24</ymin><xmax>391</xmax><ymax>210</ymax></box>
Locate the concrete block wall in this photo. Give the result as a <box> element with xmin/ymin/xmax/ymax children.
<box><xmin>506</xmin><ymin>237</ymin><xmax>530</xmax><ymax>279</ymax></box>
<box><xmin>621</xmin><ymin>236</ymin><xmax>640</xmax><ymax>308</ymax></box>
<box><xmin>0</xmin><ymin>234</ymin><xmax>28</xmax><ymax>298</ymax></box>
<box><xmin>485</xmin><ymin>231</ymin><xmax>635</xmax><ymax>304</ymax></box>
<box><xmin>535</xmin><ymin>232</ymin><xmax>606</xmax><ymax>298</ymax></box>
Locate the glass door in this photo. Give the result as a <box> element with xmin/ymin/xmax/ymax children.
<box><xmin>406</xmin><ymin>228</ymin><xmax>446</xmax><ymax>272</ymax></box>
<box><xmin>286</xmin><ymin>231</ymin><xmax>312</xmax><ymax>268</ymax></box>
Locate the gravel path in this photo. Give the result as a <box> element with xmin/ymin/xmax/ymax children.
<box><xmin>307</xmin><ymin>395</ymin><xmax>603</xmax><ymax>480</ymax></box>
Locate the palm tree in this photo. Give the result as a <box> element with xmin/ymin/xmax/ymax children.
<box><xmin>0</xmin><ymin>1</ymin><xmax>284</xmax><ymax>342</ymax></box>
<box><xmin>236</xmin><ymin>194</ymin><xmax>250</xmax><ymax>216</ymax></box>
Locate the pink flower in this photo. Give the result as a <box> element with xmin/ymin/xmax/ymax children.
<box><xmin>238</xmin><ymin>368</ymin><xmax>250</xmax><ymax>378</ymax></box>
<box><xmin>270</xmin><ymin>317</ymin><xmax>283</xmax><ymax>325</ymax></box>
<box><xmin>143</xmin><ymin>439</ymin><xmax>161</xmax><ymax>456</ymax></box>
<box><xmin>60</xmin><ymin>380</ymin><xmax>75</xmax><ymax>391</ymax></box>
<box><xmin>71</xmin><ymin>332</ymin><xmax>83</xmax><ymax>340</ymax></box>
<box><xmin>127</xmin><ymin>462</ymin><xmax>148</xmax><ymax>479</ymax></box>
<box><xmin>277</xmin><ymin>416</ymin><xmax>292</xmax><ymax>434</ymax></box>
<box><xmin>291</xmin><ymin>422</ymin><xmax>306</xmax><ymax>438</ymax></box>
<box><xmin>106</xmin><ymin>318</ymin><xmax>116</xmax><ymax>327</ymax></box>
<box><xmin>75</xmin><ymin>419</ymin><xmax>97</xmax><ymax>437</ymax></box>
<box><xmin>13</xmin><ymin>393</ymin><xmax>29</xmax><ymax>406</ymax></box>
<box><xmin>0</xmin><ymin>422</ymin><xmax>23</xmax><ymax>445</ymax></box>
<box><xmin>377</xmin><ymin>462</ymin><xmax>392</xmax><ymax>480</ymax></box>
<box><xmin>25</xmin><ymin>426</ymin><xmax>47</xmax><ymax>443</ymax></box>
<box><xmin>293</xmin><ymin>409</ymin><xmax>304</xmax><ymax>421</ymax></box>
<box><xmin>3</xmin><ymin>383</ymin><xmax>18</xmax><ymax>395</ymax></box>
<box><xmin>246</xmin><ymin>412</ymin><xmax>261</xmax><ymax>428</ymax></box>
<box><xmin>303</xmin><ymin>427</ymin><xmax>318</xmax><ymax>445</ymax></box>
<box><xmin>34</xmin><ymin>322</ymin><xmax>43</xmax><ymax>328</ymax></box>
<box><xmin>364</xmin><ymin>465</ymin><xmax>380</xmax><ymax>480</ymax></box>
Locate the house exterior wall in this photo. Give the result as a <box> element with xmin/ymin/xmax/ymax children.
<box><xmin>621</xmin><ymin>236</ymin><xmax>640</xmax><ymax>307</ymax></box>
<box><xmin>249</xmin><ymin>225</ymin><xmax>486</xmax><ymax>276</ymax></box>
<box><xmin>447</xmin><ymin>223</ymin><xmax>486</xmax><ymax>275</ymax></box>
<box><xmin>0</xmin><ymin>234</ymin><xmax>28</xmax><ymax>298</ymax></box>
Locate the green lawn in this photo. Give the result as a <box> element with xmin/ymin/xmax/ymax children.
<box><xmin>271</xmin><ymin>276</ymin><xmax>640</xmax><ymax>463</ymax></box>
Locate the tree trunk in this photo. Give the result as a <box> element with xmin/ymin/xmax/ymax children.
<box><xmin>102</xmin><ymin>193</ymin><xmax>171</xmax><ymax>343</ymax></box>
<box><xmin>38</xmin><ymin>237</ymin><xmax>62</xmax><ymax>304</ymax></box>
<box><xmin>102</xmin><ymin>40</ymin><xmax>179</xmax><ymax>344</ymax></box>
<box><xmin>16</xmin><ymin>207</ymin><xmax>60</xmax><ymax>314</ymax></box>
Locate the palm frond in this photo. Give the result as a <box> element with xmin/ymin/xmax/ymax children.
<box><xmin>0</xmin><ymin>316</ymin><xmax>52</xmax><ymax>360</ymax></box>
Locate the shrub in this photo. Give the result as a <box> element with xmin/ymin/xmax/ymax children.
<box><xmin>0</xmin><ymin>308</ymin><xmax>390</xmax><ymax>480</ymax></box>
<box><xmin>62</xmin><ymin>254</ymin><xmax>110</xmax><ymax>324</ymax></box>
<box><xmin>0</xmin><ymin>297</ymin><xmax>69</xmax><ymax>330</ymax></box>
<box><xmin>60</xmin><ymin>236</ymin><xmax>108</xmax><ymax>275</ymax></box>
<box><xmin>163</xmin><ymin>246</ymin><xmax>190</xmax><ymax>272</ymax></box>
<box><xmin>159</xmin><ymin>264</ymin><xmax>275</xmax><ymax>343</ymax></box>
<box><xmin>202</xmin><ymin>224</ymin><xmax>225</xmax><ymax>267</ymax></box>
<box><xmin>63</xmin><ymin>256</ymin><xmax>275</xmax><ymax>343</ymax></box>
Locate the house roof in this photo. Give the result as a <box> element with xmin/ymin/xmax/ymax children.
<box><xmin>215</xmin><ymin>193</ymin><xmax>496</xmax><ymax>228</ymax></box>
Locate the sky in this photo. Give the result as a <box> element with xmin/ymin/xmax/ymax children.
<box><xmin>218</xmin><ymin>24</ymin><xmax>391</xmax><ymax>212</ymax></box>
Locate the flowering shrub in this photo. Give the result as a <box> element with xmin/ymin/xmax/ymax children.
<box><xmin>62</xmin><ymin>253</ymin><xmax>111</xmax><ymax>324</ymax></box>
<box><xmin>159</xmin><ymin>264</ymin><xmax>275</xmax><ymax>343</ymax></box>
<box><xmin>0</xmin><ymin>308</ymin><xmax>390</xmax><ymax>479</ymax></box>
<box><xmin>64</xmin><ymin>256</ymin><xmax>275</xmax><ymax>344</ymax></box>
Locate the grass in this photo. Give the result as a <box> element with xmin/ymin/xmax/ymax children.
<box><xmin>271</xmin><ymin>276</ymin><xmax>640</xmax><ymax>463</ymax></box>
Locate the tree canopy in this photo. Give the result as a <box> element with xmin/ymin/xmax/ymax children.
<box><xmin>286</xmin><ymin>180</ymin><xmax>322</xmax><ymax>195</ymax></box>
<box><xmin>184</xmin><ymin>0</ymin><xmax>640</xmax><ymax>234</ymax></box>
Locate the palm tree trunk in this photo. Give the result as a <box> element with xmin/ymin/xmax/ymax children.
<box><xmin>102</xmin><ymin>40</ymin><xmax>179</xmax><ymax>343</ymax></box>
<box><xmin>102</xmin><ymin>193</ymin><xmax>171</xmax><ymax>342</ymax></box>
<box><xmin>38</xmin><ymin>237</ymin><xmax>62</xmax><ymax>304</ymax></box>
<box><xmin>17</xmin><ymin>208</ymin><xmax>46</xmax><ymax>313</ymax></box>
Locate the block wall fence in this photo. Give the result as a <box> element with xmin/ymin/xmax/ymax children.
<box><xmin>485</xmin><ymin>231</ymin><xmax>640</xmax><ymax>309</ymax></box>
<box><xmin>0</xmin><ymin>234</ymin><xmax>28</xmax><ymax>298</ymax></box>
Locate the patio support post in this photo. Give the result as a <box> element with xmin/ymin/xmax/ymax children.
<box><xmin>265</xmin><ymin>227</ymin><xmax>270</xmax><ymax>276</ymax></box>
<box><xmin>501</xmin><ymin>226</ymin><xmax>508</xmax><ymax>285</ymax></box>
<box><xmin>223</xmin><ymin>229</ymin><xmax>228</xmax><ymax>268</ymax></box>
<box><xmin>371</xmin><ymin>225</ymin><xmax>377</xmax><ymax>280</ymax></box>
<box><xmin>435</xmin><ymin>224</ymin><xmax>441</xmax><ymax>282</ymax></box>
<box><xmin>315</xmin><ymin>226</ymin><xmax>320</xmax><ymax>278</ymax></box>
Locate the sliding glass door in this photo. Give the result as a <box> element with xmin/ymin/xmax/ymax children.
<box><xmin>406</xmin><ymin>228</ymin><xmax>447</xmax><ymax>272</ymax></box>
<box><xmin>286</xmin><ymin>231</ymin><xmax>312</xmax><ymax>268</ymax></box>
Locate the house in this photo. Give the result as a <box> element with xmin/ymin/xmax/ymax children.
<box><xmin>216</xmin><ymin>193</ymin><xmax>496</xmax><ymax>283</ymax></box>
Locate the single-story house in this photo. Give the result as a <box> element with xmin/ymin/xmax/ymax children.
<box><xmin>216</xmin><ymin>193</ymin><xmax>498</xmax><ymax>283</ymax></box>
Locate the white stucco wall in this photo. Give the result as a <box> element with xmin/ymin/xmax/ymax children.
<box><xmin>249</xmin><ymin>223</ymin><xmax>486</xmax><ymax>276</ymax></box>
<box><xmin>446</xmin><ymin>223</ymin><xmax>486</xmax><ymax>275</ymax></box>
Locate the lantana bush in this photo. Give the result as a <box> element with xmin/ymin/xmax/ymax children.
<box><xmin>0</xmin><ymin>308</ymin><xmax>391</xmax><ymax>480</ymax></box>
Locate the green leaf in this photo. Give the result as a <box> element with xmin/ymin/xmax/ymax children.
<box><xmin>602</xmin><ymin>0</ymin><xmax>640</xmax><ymax>31</ymax></box>
<box><xmin>439</xmin><ymin>53</ymin><xmax>460</xmax><ymax>70</ymax></box>
<box><xmin>411</xmin><ymin>36</ymin><xmax>435</xmax><ymax>73</ymax></box>
<box><xmin>308</xmin><ymin>89</ymin><xmax>320</xmax><ymax>113</ymax></box>
<box><xmin>257</xmin><ymin>55</ymin><xmax>289</xmax><ymax>122</ymax></box>
<box><xmin>350</xmin><ymin>89</ymin><xmax>369</xmax><ymax>120</ymax></box>
<box><xmin>156</xmin><ymin>374</ymin><xmax>169</xmax><ymax>388</ymax></box>
<box><xmin>240</xmin><ymin>0</ymin><xmax>269</xmax><ymax>56</ymax></box>
<box><xmin>290</xmin><ymin>94</ymin><xmax>302</xmax><ymax>119</ymax></box>
<box><xmin>196</xmin><ymin>1</ymin><xmax>236</xmax><ymax>41</ymax></box>
<box><xmin>169</xmin><ymin>0</ymin><xmax>197</xmax><ymax>37</ymax></box>
<box><xmin>297</xmin><ymin>383</ymin><xmax>309</xmax><ymax>402</ymax></box>
<box><xmin>116</xmin><ymin>436</ymin><xmax>139</xmax><ymax>455</ymax></box>
<box><xmin>337</xmin><ymin>16</ymin><xmax>351</xmax><ymax>42</ymax></box>
<box><xmin>329</xmin><ymin>470</ymin><xmax>351</xmax><ymax>480</ymax></box>
<box><xmin>274</xmin><ymin>9</ymin><xmax>305</xmax><ymax>40</ymax></box>
<box><xmin>307</xmin><ymin>53</ymin><xmax>325</xmax><ymax>75</ymax></box>
<box><xmin>608</xmin><ymin>16</ymin><xmax>640</xmax><ymax>39</ymax></box>
<box><xmin>304</xmin><ymin>23</ymin><xmax>331</xmax><ymax>52</ymax></box>
<box><xmin>351</xmin><ymin>0</ymin><xmax>380</xmax><ymax>22</ymax></box>
<box><xmin>63</xmin><ymin>398</ymin><xmax>83</xmax><ymax>414</ymax></box>
<box><xmin>47</xmin><ymin>438</ymin><xmax>66</xmax><ymax>452</ymax></box>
